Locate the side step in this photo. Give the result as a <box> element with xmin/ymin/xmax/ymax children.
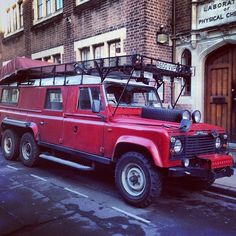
<box><xmin>39</xmin><ymin>154</ymin><xmax>95</xmax><ymax>171</ymax></box>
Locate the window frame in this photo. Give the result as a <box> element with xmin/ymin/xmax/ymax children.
<box><xmin>44</xmin><ymin>88</ymin><xmax>63</xmax><ymax>111</ymax></box>
<box><xmin>0</xmin><ymin>88</ymin><xmax>20</xmax><ymax>105</ymax></box>
<box><xmin>78</xmin><ymin>86</ymin><xmax>103</xmax><ymax>111</ymax></box>
<box><xmin>181</xmin><ymin>49</ymin><xmax>192</xmax><ymax>96</ymax></box>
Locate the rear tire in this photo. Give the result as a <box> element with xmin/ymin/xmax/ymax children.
<box><xmin>20</xmin><ymin>133</ymin><xmax>39</xmax><ymax>167</ymax></box>
<box><xmin>1</xmin><ymin>129</ymin><xmax>20</xmax><ymax>161</ymax></box>
<box><xmin>115</xmin><ymin>152</ymin><xmax>162</xmax><ymax>207</ymax></box>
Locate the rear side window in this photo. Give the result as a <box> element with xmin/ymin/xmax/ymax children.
<box><xmin>78</xmin><ymin>87</ymin><xmax>101</xmax><ymax>110</ymax></box>
<box><xmin>1</xmin><ymin>88</ymin><xmax>19</xmax><ymax>104</ymax></box>
<box><xmin>45</xmin><ymin>89</ymin><xmax>63</xmax><ymax>110</ymax></box>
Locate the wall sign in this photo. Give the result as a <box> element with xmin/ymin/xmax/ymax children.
<box><xmin>196</xmin><ymin>0</ymin><xmax>236</xmax><ymax>30</ymax></box>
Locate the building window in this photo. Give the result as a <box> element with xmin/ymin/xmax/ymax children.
<box><xmin>181</xmin><ymin>49</ymin><xmax>191</xmax><ymax>96</ymax></box>
<box><xmin>6</xmin><ymin>9</ymin><xmax>11</xmax><ymax>34</ymax></box>
<box><xmin>94</xmin><ymin>44</ymin><xmax>104</xmax><ymax>59</ymax></box>
<box><xmin>56</xmin><ymin>0</ymin><xmax>63</xmax><ymax>10</ymax></box>
<box><xmin>34</xmin><ymin>0</ymin><xmax>63</xmax><ymax>22</ymax></box>
<box><xmin>38</xmin><ymin>53</ymin><xmax>61</xmax><ymax>63</ymax></box>
<box><xmin>4</xmin><ymin>1</ymin><xmax>24</xmax><ymax>36</ymax></box>
<box><xmin>109</xmin><ymin>40</ymin><xmax>121</xmax><ymax>57</ymax></box>
<box><xmin>19</xmin><ymin>1</ymin><xmax>23</xmax><ymax>28</ymax></box>
<box><xmin>37</xmin><ymin>0</ymin><xmax>43</xmax><ymax>19</ymax></box>
<box><xmin>46</xmin><ymin>0</ymin><xmax>52</xmax><ymax>16</ymax></box>
<box><xmin>80</xmin><ymin>47</ymin><xmax>90</xmax><ymax>61</ymax></box>
<box><xmin>13</xmin><ymin>6</ymin><xmax>17</xmax><ymax>31</ymax></box>
<box><xmin>74</xmin><ymin>28</ymin><xmax>126</xmax><ymax>61</ymax></box>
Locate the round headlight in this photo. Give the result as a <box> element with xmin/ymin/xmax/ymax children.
<box><xmin>182</xmin><ymin>110</ymin><xmax>191</xmax><ymax>120</ymax></box>
<box><xmin>174</xmin><ymin>139</ymin><xmax>183</xmax><ymax>153</ymax></box>
<box><xmin>192</xmin><ymin>110</ymin><xmax>201</xmax><ymax>123</ymax></box>
<box><xmin>215</xmin><ymin>137</ymin><xmax>221</xmax><ymax>149</ymax></box>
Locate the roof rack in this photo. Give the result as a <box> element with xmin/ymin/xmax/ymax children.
<box><xmin>1</xmin><ymin>55</ymin><xmax>193</xmax><ymax>108</ymax></box>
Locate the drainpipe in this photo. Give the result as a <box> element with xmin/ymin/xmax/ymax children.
<box><xmin>172</xmin><ymin>0</ymin><xmax>176</xmax><ymax>63</ymax></box>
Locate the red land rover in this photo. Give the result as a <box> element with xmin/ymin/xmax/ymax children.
<box><xmin>0</xmin><ymin>55</ymin><xmax>234</xmax><ymax>207</ymax></box>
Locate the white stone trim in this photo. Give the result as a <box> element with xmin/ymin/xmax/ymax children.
<box><xmin>76</xmin><ymin>0</ymin><xmax>90</xmax><ymax>6</ymax></box>
<box><xmin>31</xmin><ymin>45</ymin><xmax>64</xmax><ymax>60</ymax></box>
<box><xmin>74</xmin><ymin>28</ymin><xmax>126</xmax><ymax>60</ymax></box>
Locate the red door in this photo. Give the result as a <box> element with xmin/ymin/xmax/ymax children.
<box><xmin>38</xmin><ymin>87</ymin><xmax>66</xmax><ymax>145</ymax></box>
<box><xmin>63</xmin><ymin>86</ymin><xmax>105</xmax><ymax>156</ymax></box>
<box><xmin>205</xmin><ymin>44</ymin><xmax>236</xmax><ymax>141</ymax></box>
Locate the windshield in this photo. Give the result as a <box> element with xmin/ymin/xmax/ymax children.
<box><xmin>104</xmin><ymin>82</ymin><xmax>162</xmax><ymax>108</ymax></box>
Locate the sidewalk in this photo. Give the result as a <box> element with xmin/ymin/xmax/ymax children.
<box><xmin>210</xmin><ymin>146</ymin><xmax>236</xmax><ymax>197</ymax></box>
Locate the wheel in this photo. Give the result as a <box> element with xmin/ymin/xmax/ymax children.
<box><xmin>1</xmin><ymin>129</ymin><xmax>20</xmax><ymax>160</ymax></box>
<box><xmin>20</xmin><ymin>133</ymin><xmax>39</xmax><ymax>167</ymax></box>
<box><xmin>115</xmin><ymin>152</ymin><xmax>162</xmax><ymax>207</ymax></box>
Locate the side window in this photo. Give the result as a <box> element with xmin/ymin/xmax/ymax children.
<box><xmin>78</xmin><ymin>87</ymin><xmax>101</xmax><ymax>110</ymax></box>
<box><xmin>1</xmin><ymin>88</ymin><xmax>19</xmax><ymax>104</ymax></box>
<box><xmin>45</xmin><ymin>89</ymin><xmax>63</xmax><ymax>110</ymax></box>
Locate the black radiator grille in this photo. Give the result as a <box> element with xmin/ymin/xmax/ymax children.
<box><xmin>172</xmin><ymin>135</ymin><xmax>215</xmax><ymax>159</ymax></box>
<box><xmin>184</xmin><ymin>135</ymin><xmax>215</xmax><ymax>158</ymax></box>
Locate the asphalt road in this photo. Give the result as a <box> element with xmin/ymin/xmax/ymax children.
<box><xmin>0</xmin><ymin>152</ymin><xmax>236</xmax><ymax>236</ymax></box>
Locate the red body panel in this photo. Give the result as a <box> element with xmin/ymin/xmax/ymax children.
<box><xmin>0</xmin><ymin>84</ymin><xmax>233</xmax><ymax>170</ymax></box>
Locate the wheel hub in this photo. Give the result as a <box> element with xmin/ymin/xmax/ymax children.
<box><xmin>122</xmin><ymin>164</ymin><xmax>146</xmax><ymax>197</ymax></box>
<box><xmin>4</xmin><ymin>137</ymin><xmax>12</xmax><ymax>154</ymax></box>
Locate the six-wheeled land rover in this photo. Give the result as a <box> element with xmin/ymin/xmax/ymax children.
<box><xmin>0</xmin><ymin>55</ymin><xmax>234</xmax><ymax>207</ymax></box>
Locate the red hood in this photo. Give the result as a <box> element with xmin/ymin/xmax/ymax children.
<box><xmin>111</xmin><ymin>115</ymin><xmax>225</xmax><ymax>134</ymax></box>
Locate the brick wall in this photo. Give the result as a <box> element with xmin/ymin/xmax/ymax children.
<box><xmin>0</xmin><ymin>0</ymin><xmax>174</xmax><ymax>63</ymax></box>
<box><xmin>175</xmin><ymin>0</ymin><xmax>191</xmax><ymax>35</ymax></box>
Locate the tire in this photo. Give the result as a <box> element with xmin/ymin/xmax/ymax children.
<box><xmin>20</xmin><ymin>133</ymin><xmax>39</xmax><ymax>167</ymax></box>
<box><xmin>1</xmin><ymin>129</ymin><xmax>20</xmax><ymax>161</ymax></box>
<box><xmin>115</xmin><ymin>152</ymin><xmax>162</xmax><ymax>208</ymax></box>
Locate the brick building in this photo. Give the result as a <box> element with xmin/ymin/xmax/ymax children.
<box><xmin>0</xmin><ymin>0</ymin><xmax>236</xmax><ymax>141</ymax></box>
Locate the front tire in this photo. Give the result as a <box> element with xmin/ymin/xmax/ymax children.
<box><xmin>1</xmin><ymin>129</ymin><xmax>20</xmax><ymax>161</ymax></box>
<box><xmin>20</xmin><ymin>133</ymin><xmax>39</xmax><ymax>167</ymax></box>
<box><xmin>115</xmin><ymin>152</ymin><xmax>162</xmax><ymax>207</ymax></box>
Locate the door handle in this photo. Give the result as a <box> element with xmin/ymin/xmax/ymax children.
<box><xmin>73</xmin><ymin>126</ymin><xmax>78</xmax><ymax>133</ymax></box>
<box><xmin>40</xmin><ymin>121</ymin><xmax>45</xmax><ymax>125</ymax></box>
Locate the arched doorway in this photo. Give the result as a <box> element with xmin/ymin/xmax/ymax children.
<box><xmin>205</xmin><ymin>44</ymin><xmax>236</xmax><ymax>141</ymax></box>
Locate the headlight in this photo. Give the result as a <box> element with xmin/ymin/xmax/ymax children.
<box><xmin>181</xmin><ymin>110</ymin><xmax>191</xmax><ymax>120</ymax></box>
<box><xmin>192</xmin><ymin>110</ymin><xmax>201</xmax><ymax>123</ymax></box>
<box><xmin>174</xmin><ymin>139</ymin><xmax>183</xmax><ymax>153</ymax></box>
<box><xmin>215</xmin><ymin>137</ymin><xmax>222</xmax><ymax>149</ymax></box>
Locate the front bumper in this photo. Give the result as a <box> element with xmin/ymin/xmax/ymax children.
<box><xmin>168</xmin><ymin>166</ymin><xmax>234</xmax><ymax>179</ymax></box>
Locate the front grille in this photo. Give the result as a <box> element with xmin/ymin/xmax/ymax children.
<box><xmin>172</xmin><ymin>135</ymin><xmax>215</xmax><ymax>159</ymax></box>
<box><xmin>184</xmin><ymin>135</ymin><xmax>215</xmax><ymax>158</ymax></box>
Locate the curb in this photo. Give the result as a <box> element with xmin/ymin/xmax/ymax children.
<box><xmin>209</xmin><ymin>183</ymin><xmax>236</xmax><ymax>198</ymax></box>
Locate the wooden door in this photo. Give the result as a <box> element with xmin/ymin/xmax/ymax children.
<box><xmin>205</xmin><ymin>44</ymin><xmax>236</xmax><ymax>141</ymax></box>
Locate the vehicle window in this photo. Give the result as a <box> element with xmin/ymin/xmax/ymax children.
<box><xmin>78</xmin><ymin>87</ymin><xmax>102</xmax><ymax>110</ymax></box>
<box><xmin>105</xmin><ymin>83</ymin><xmax>162</xmax><ymax>108</ymax></box>
<box><xmin>1</xmin><ymin>88</ymin><xmax>19</xmax><ymax>104</ymax></box>
<box><xmin>45</xmin><ymin>89</ymin><xmax>63</xmax><ymax>110</ymax></box>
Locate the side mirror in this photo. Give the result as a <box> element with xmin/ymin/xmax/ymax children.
<box><xmin>92</xmin><ymin>100</ymin><xmax>101</xmax><ymax>113</ymax></box>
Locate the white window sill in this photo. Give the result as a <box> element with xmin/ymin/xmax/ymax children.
<box><xmin>4</xmin><ymin>28</ymin><xmax>24</xmax><ymax>39</ymax></box>
<box><xmin>33</xmin><ymin>9</ymin><xmax>63</xmax><ymax>26</ymax></box>
<box><xmin>76</xmin><ymin>0</ymin><xmax>90</xmax><ymax>6</ymax></box>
